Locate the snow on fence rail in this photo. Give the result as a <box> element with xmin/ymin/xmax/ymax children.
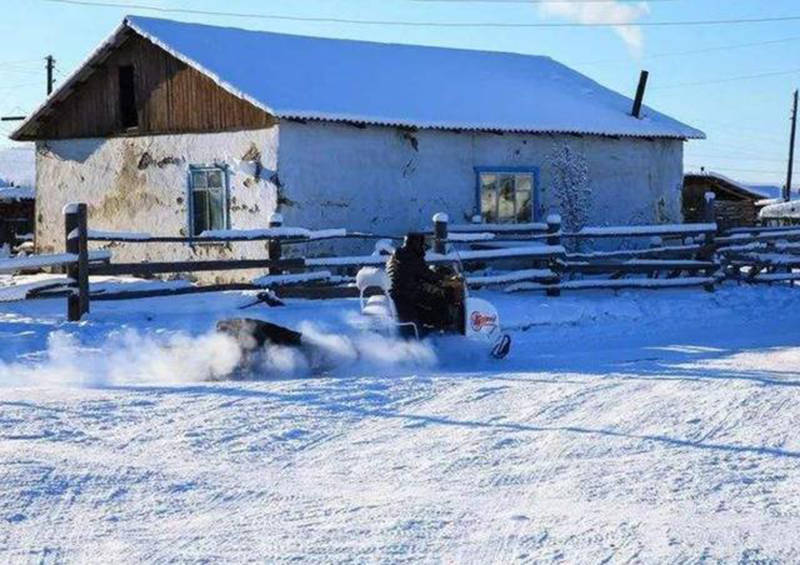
<box><xmin>505</xmin><ymin>276</ymin><xmax>719</xmax><ymax>293</ymax></box>
<box><xmin>0</xmin><ymin>250</ymin><xmax>110</xmax><ymax>274</ymax></box>
<box><xmin>85</xmin><ymin>227</ymin><xmax>349</xmax><ymax>243</ymax></box>
<box><xmin>9</xmin><ymin>202</ymin><xmax>800</xmax><ymax>322</ymax></box>
<box><xmin>447</xmin><ymin>221</ymin><xmax>549</xmax><ymax>234</ymax></box>
<box><xmin>567</xmin><ymin>223</ymin><xmax>717</xmax><ymax>239</ymax></box>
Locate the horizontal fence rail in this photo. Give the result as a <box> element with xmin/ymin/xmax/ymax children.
<box><xmin>7</xmin><ymin>200</ymin><xmax>800</xmax><ymax>321</ymax></box>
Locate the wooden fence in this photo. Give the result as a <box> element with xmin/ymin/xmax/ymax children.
<box><xmin>2</xmin><ymin>198</ymin><xmax>800</xmax><ymax>321</ymax></box>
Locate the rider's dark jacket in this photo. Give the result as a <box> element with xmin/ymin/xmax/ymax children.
<box><xmin>386</xmin><ymin>243</ymin><xmax>442</xmax><ymax>322</ymax></box>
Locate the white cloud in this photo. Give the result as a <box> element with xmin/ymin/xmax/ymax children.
<box><xmin>538</xmin><ymin>1</ymin><xmax>651</xmax><ymax>55</ymax></box>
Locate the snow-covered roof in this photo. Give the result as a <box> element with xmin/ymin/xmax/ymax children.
<box><xmin>759</xmin><ymin>200</ymin><xmax>800</xmax><ymax>220</ymax></box>
<box><xmin>684</xmin><ymin>170</ymin><xmax>777</xmax><ymax>201</ymax></box>
<box><xmin>12</xmin><ymin>16</ymin><xmax>704</xmax><ymax>141</ymax></box>
<box><xmin>0</xmin><ymin>185</ymin><xmax>35</xmax><ymax>202</ymax></box>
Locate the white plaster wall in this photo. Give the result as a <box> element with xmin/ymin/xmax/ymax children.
<box><xmin>35</xmin><ymin>128</ymin><xmax>279</xmax><ymax>283</ymax></box>
<box><xmin>277</xmin><ymin>121</ymin><xmax>684</xmax><ymax>247</ymax></box>
<box><xmin>35</xmin><ymin>121</ymin><xmax>684</xmax><ymax>282</ymax></box>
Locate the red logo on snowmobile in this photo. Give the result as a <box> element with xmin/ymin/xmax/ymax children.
<box><xmin>470</xmin><ymin>311</ymin><xmax>497</xmax><ymax>332</ymax></box>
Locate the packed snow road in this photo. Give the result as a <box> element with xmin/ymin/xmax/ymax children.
<box><xmin>2</xmin><ymin>284</ymin><xmax>800</xmax><ymax>562</ymax></box>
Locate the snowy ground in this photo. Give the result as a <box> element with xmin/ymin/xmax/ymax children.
<box><xmin>2</xmin><ymin>281</ymin><xmax>800</xmax><ymax>562</ymax></box>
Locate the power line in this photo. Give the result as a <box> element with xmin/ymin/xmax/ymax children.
<box><xmin>0</xmin><ymin>58</ymin><xmax>42</xmax><ymax>66</ymax></box>
<box><xmin>0</xmin><ymin>68</ymin><xmax>40</xmax><ymax>76</ymax></box>
<box><xmin>652</xmin><ymin>68</ymin><xmax>800</xmax><ymax>90</ymax></box>
<box><xmin>699</xmin><ymin>141</ymin><xmax>786</xmax><ymax>156</ymax></box>
<box><xmin>579</xmin><ymin>35</ymin><xmax>800</xmax><ymax>65</ymax></box>
<box><xmin>689</xmin><ymin>153</ymin><xmax>792</xmax><ymax>163</ymax></box>
<box><xmin>39</xmin><ymin>0</ymin><xmax>800</xmax><ymax>28</ymax></box>
<box><xmin>0</xmin><ymin>82</ymin><xmax>40</xmax><ymax>91</ymax></box>
<box><xmin>686</xmin><ymin>163</ymin><xmax>787</xmax><ymax>174</ymax></box>
<box><xmin>409</xmin><ymin>0</ymin><xmax>681</xmax><ymax>2</ymax></box>
<box><xmin>685</xmin><ymin>121</ymin><xmax>788</xmax><ymax>144</ymax></box>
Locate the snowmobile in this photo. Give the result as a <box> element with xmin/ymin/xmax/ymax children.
<box><xmin>354</xmin><ymin>265</ymin><xmax>511</xmax><ymax>359</ymax></box>
<box><xmin>216</xmin><ymin>268</ymin><xmax>510</xmax><ymax>377</ymax></box>
<box><xmin>216</xmin><ymin>248</ymin><xmax>511</xmax><ymax>375</ymax></box>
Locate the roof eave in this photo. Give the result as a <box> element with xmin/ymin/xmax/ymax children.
<box><xmin>276</xmin><ymin>112</ymin><xmax>704</xmax><ymax>140</ymax></box>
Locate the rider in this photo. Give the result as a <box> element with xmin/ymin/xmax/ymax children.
<box><xmin>386</xmin><ymin>232</ymin><xmax>452</xmax><ymax>331</ymax></box>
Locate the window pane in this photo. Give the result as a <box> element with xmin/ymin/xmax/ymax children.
<box><xmin>515</xmin><ymin>174</ymin><xmax>532</xmax><ymax>193</ymax></box>
<box><xmin>498</xmin><ymin>175</ymin><xmax>515</xmax><ymax>223</ymax></box>
<box><xmin>193</xmin><ymin>190</ymin><xmax>209</xmax><ymax>235</ymax></box>
<box><xmin>515</xmin><ymin>174</ymin><xmax>533</xmax><ymax>222</ymax></box>
<box><xmin>208</xmin><ymin>188</ymin><xmax>226</xmax><ymax>230</ymax></box>
<box><xmin>515</xmin><ymin>190</ymin><xmax>532</xmax><ymax>222</ymax></box>
<box><xmin>480</xmin><ymin>174</ymin><xmax>497</xmax><ymax>223</ymax></box>
<box><xmin>207</xmin><ymin>169</ymin><xmax>224</xmax><ymax>189</ymax></box>
<box><xmin>191</xmin><ymin>171</ymin><xmax>207</xmax><ymax>189</ymax></box>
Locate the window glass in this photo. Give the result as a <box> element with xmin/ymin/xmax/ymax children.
<box><xmin>498</xmin><ymin>175</ymin><xmax>516</xmax><ymax>223</ymax></box>
<box><xmin>208</xmin><ymin>188</ymin><xmax>226</xmax><ymax>231</ymax></box>
<box><xmin>191</xmin><ymin>170</ymin><xmax>207</xmax><ymax>189</ymax></box>
<box><xmin>515</xmin><ymin>174</ymin><xmax>533</xmax><ymax>222</ymax></box>
<box><xmin>478</xmin><ymin>171</ymin><xmax>535</xmax><ymax>223</ymax></box>
<box><xmin>515</xmin><ymin>190</ymin><xmax>532</xmax><ymax>222</ymax></box>
<box><xmin>190</xmin><ymin>167</ymin><xmax>227</xmax><ymax>235</ymax></box>
<box><xmin>192</xmin><ymin>189</ymin><xmax>209</xmax><ymax>236</ymax></box>
<box><xmin>207</xmin><ymin>170</ymin><xmax>224</xmax><ymax>189</ymax></box>
<box><xmin>480</xmin><ymin>173</ymin><xmax>497</xmax><ymax>223</ymax></box>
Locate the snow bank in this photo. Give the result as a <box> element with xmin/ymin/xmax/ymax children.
<box><xmin>0</xmin><ymin>329</ymin><xmax>243</xmax><ymax>387</ymax></box>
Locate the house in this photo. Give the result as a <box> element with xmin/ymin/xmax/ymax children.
<box><xmin>683</xmin><ymin>171</ymin><xmax>783</xmax><ymax>228</ymax></box>
<box><xmin>11</xmin><ymin>16</ymin><xmax>703</xmax><ymax>281</ymax></box>
<box><xmin>0</xmin><ymin>146</ymin><xmax>35</xmax><ymax>251</ymax></box>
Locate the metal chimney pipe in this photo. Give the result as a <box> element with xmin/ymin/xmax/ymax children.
<box><xmin>631</xmin><ymin>70</ymin><xmax>649</xmax><ymax>119</ymax></box>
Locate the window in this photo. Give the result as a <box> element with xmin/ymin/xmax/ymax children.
<box><xmin>477</xmin><ymin>169</ymin><xmax>536</xmax><ymax>223</ymax></box>
<box><xmin>189</xmin><ymin>167</ymin><xmax>228</xmax><ymax>236</ymax></box>
<box><xmin>118</xmin><ymin>65</ymin><xmax>138</xmax><ymax>129</ymax></box>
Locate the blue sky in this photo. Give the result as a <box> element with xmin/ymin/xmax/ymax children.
<box><xmin>1</xmin><ymin>0</ymin><xmax>799</xmax><ymax>187</ymax></box>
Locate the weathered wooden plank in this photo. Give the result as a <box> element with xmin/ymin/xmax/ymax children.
<box><xmin>506</xmin><ymin>277</ymin><xmax>717</xmax><ymax>293</ymax></box>
<box><xmin>90</xmin><ymin>257</ymin><xmax>305</xmax><ymax>276</ymax></box>
<box><xmin>565</xmin><ymin>261</ymin><xmax>716</xmax><ymax>274</ymax></box>
<box><xmin>24</xmin><ymin>34</ymin><xmax>275</xmax><ymax>140</ymax></box>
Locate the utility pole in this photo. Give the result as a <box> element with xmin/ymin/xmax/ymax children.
<box><xmin>0</xmin><ymin>55</ymin><xmax>54</xmax><ymax>124</ymax></box>
<box><xmin>785</xmin><ymin>89</ymin><xmax>798</xmax><ymax>202</ymax></box>
<box><xmin>46</xmin><ymin>55</ymin><xmax>55</xmax><ymax>96</ymax></box>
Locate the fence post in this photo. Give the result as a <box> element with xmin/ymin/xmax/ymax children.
<box><xmin>433</xmin><ymin>212</ymin><xmax>449</xmax><ymax>255</ymax></box>
<box><xmin>546</xmin><ymin>213</ymin><xmax>562</xmax><ymax>297</ymax></box>
<box><xmin>64</xmin><ymin>203</ymin><xmax>89</xmax><ymax>321</ymax></box>
<box><xmin>267</xmin><ymin>212</ymin><xmax>283</xmax><ymax>275</ymax></box>
<box><xmin>703</xmin><ymin>191</ymin><xmax>716</xmax><ymax>224</ymax></box>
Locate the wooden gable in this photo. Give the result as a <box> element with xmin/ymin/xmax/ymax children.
<box><xmin>14</xmin><ymin>30</ymin><xmax>275</xmax><ymax>141</ymax></box>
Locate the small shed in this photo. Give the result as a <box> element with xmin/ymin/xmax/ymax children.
<box><xmin>683</xmin><ymin>171</ymin><xmax>781</xmax><ymax>229</ymax></box>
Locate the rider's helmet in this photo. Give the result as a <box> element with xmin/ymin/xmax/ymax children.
<box><xmin>403</xmin><ymin>232</ymin><xmax>427</xmax><ymax>256</ymax></box>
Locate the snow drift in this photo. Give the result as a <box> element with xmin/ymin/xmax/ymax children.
<box><xmin>0</xmin><ymin>322</ymin><xmax>438</xmax><ymax>387</ymax></box>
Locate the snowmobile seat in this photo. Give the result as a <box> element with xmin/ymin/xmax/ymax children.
<box><xmin>355</xmin><ymin>267</ymin><xmax>419</xmax><ymax>339</ymax></box>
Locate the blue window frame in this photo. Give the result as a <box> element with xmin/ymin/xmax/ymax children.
<box><xmin>188</xmin><ymin>165</ymin><xmax>229</xmax><ymax>236</ymax></box>
<box><xmin>475</xmin><ymin>166</ymin><xmax>540</xmax><ymax>223</ymax></box>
